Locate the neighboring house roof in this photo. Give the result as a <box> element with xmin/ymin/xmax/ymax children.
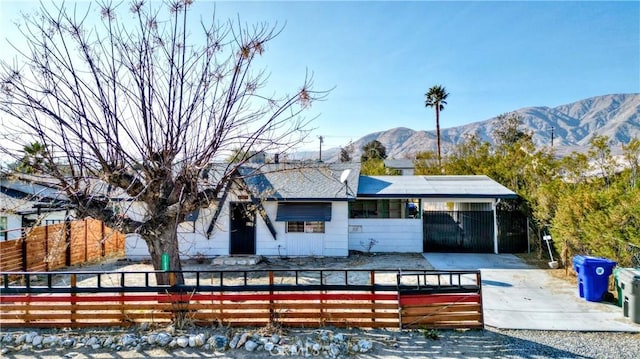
<box><xmin>0</xmin><ymin>176</ymin><xmax>68</xmax><ymax>202</ymax></box>
<box><xmin>357</xmin><ymin>175</ymin><xmax>518</xmax><ymax>199</ymax></box>
<box><xmin>383</xmin><ymin>159</ymin><xmax>415</xmax><ymax>170</ymax></box>
<box><xmin>240</xmin><ymin>163</ymin><xmax>360</xmax><ymax>201</ymax></box>
<box><xmin>0</xmin><ymin>176</ymin><xmax>70</xmax><ymax>214</ymax></box>
<box><xmin>0</xmin><ymin>191</ymin><xmax>39</xmax><ymax>214</ymax></box>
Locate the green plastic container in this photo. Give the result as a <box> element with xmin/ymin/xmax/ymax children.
<box><xmin>161</xmin><ymin>253</ymin><xmax>170</xmax><ymax>271</ymax></box>
<box><xmin>614</xmin><ymin>267</ymin><xmax>622</xmax><ymax>307</ymax></box>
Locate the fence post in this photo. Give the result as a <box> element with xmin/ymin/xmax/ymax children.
<box><xmin>396</xmin><ymin>270</ymin><xmax>403</xmax><ymax>330</ymax></box>
<box><xmin>101</xmin><ymin>220</ymin><xmax>106</xmax><ymax>258</ymax></box>
<box><xmin>44</xmin><ymin>224</ymin><xmax>49</xmax><ymax>271</ymax></box>
<box><xmin>21</xmin><ymin>236</ymin><xmax>27</xmax><ymax>272</ymax></box>
<box><xmin>65</xmin><ymin>220</ymin><xmax>71</xmax><ymax>267</ymax></box>
<box><xmin>71</xmin><ymin>273</ymin><xmax>77</xmax><ymax>325</ymax></box>
<box><xmin>370</xmin><ymin>270</ymin><xmax>376</xmax><ymax>324</ymax></box>
<box><xmin>269</xmin><ymin>271</ymin><xmax>275</xmax><ymax>324</ymax></box>
<box><xmin>84</xmin><ymin>219</ymin><xmax>88</xmax><ymax>263</ymax></box>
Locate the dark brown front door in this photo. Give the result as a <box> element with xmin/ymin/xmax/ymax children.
<box><xmin>230</xmin><ymin>202</ymin><xmax>256</xmax><ymax>255</ymax></box>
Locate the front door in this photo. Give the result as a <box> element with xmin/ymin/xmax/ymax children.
<box><xmin>229</xmin><ymin>202</ymin><xmax>256</xmax><ymax>255</ymax></box>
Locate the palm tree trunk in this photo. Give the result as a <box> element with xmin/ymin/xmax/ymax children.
<box><xmin>436</xmin><ymin>107</ymin><xmax>441</xmax><ymax>168</ymax></box>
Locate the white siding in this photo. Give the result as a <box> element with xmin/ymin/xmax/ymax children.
<box><xmin>348</xmin><ymin>218</ymin><xmax>422</xmax><ymax>253</ymax></box>
<box><xmin>125</xmin><ymin>233</ymin><xmax>149</xmax><ymax>260</ymax></box>
<box><xmin>259</xmin><ymin>201</ymin><xmax>349</xmax><ymax>257</ymax></box>
<box><xmin>4</xmin><ymin>214</ymin><xmax>23</xmax><ymax>241</ymax></box>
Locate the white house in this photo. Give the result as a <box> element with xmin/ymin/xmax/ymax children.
<box><xmin>348</xmin><ymin>175</ymin><xmax>518</xmax><ymax>254</ymax></box>
<box><xmin>0</xmin><ymin>175</ymin><xmax>71</xmax><ymax>241</ymax></box>
<box><xmin>127</xmin><ymin>164</ymin><xmax>519</xmax><ymax>259</ymax></box>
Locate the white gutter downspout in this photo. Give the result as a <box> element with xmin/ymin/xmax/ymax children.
<box><xmin>493</xmin><ymin>199</ymin><xmax>501</xmax><ymax>254</ymax></box>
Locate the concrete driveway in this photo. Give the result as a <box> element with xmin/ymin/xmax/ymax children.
<box><xmin>423</xmin><ymin>253</ymin><xmax>640</xmax><ymax>332</ymax></box>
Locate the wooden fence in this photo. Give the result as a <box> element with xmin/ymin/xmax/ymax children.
<box><xmin>0</xmin><ymin>269</ymin><xmax>483</xmax><ymax>330</ymax></box>
<box><xmin>0</xmin><ymin>219</ymin><xmax>125</xmax><ymax>273</ymax></box>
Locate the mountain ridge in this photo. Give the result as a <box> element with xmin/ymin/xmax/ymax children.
<box><xmin>314</xmin><ymin>93</ymin><xmax>640</xmax><ymax>161</ymax></box>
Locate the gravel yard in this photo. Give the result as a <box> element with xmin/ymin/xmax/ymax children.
<box><xmin>1</xmin><ymin>325</ymin><xmax>639</xmax><ymax>358</ymax></box>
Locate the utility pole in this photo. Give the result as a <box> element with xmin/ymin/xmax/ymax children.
<box><xmin>551</xmin><ymin>127</ymin><xmax>554</xmax><ymax>148</ymax></box>
<box><xmin>318</xmin><ymin>136</ymin><xmax>324</xmax><ymax>162</ymax></box>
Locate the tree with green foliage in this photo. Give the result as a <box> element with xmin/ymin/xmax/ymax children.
<box><xmin>16</xmin><ymin>142</ymin><xmax>48</xmax><ymax>174</ymax></box>
<box><xmin>424</xmin><ymin>85</ymin><xmax>449</xmax><ymax>168</ymax></box>
<box><xmin>360</xmin><ymin>140</ymin><xmax>387</xmax><ymax>162</ymax></box>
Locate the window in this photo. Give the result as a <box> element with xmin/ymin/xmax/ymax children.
<box><xmin>286</xmin><ymin>221</ymin><xmax>325</xmax><ymax>233</ymax></box>
<box><xmin>0</xmin><ymin>216</ymin><xmax>7</xmax><ymax>241</ymax></box>
<box><xmin>349</xmin><ymin>199</ymin><xmax>421</xmax><ymax>219</ymax></box>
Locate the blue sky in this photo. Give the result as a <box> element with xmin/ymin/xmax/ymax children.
<box><xmin>1</xmin><ymin>0</ymin><xmax>639</xmax><ymax>152</ymax></box>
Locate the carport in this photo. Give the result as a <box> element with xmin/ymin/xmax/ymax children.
<box><xmin>423</xmin><ymin>253</ymin><xmax>640</xmax><ymax>332</ymax></box>
<box><xmin>355</xmin><ymin>175</ymin><xmax>522</xmax><ymax>254</ymax></box>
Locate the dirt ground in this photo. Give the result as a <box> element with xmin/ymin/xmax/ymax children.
<box><xmin>41</xmin><ymin>252</ymin><xmax>436</xmax><ymax>288</ymax></box>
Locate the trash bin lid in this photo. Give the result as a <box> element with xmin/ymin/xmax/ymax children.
<box><xmin>572</xmin><ymin>255</ymin><xmax>616</xmax><ymax>267</ymax></box>
<box><xmin>618</xmin><ymin>268</ymin><xmax>640</xmax><ymax>283</ymax></box>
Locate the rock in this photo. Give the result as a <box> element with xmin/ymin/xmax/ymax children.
<box><xmin>135</xmin><ymin>344</ymin><xmax>142</xmax><ymax>351</ymax></box>
<box><xmin>168</xmin><ymin>340</ymin><xmax>177</xmax><ymax>349</ymax></box>
<box><xmin>62</xmin><ymin>338</ymin><xmax>75</xmax><ymax>347</ymax></box>
<box><xmin>329</xmin><ymin>343</ymin><xmax>341</xmax><ymax>357</ymax></box>
<box><xmin>91</xmin><ymin>344</ymin><xmax>102</xmax><ymax>350</ymax></box>
<box><xmin>358</xmin><ymin>339</ymin><xmax>372</xmax><ymax>353</ymax></box>
<box><xmin>236</xmin><ymin>333</ymin><xmax>249</xmax><ymax>349</ymax></box>
<box><xmin>31</xmin><ymin>335</ymin><xmax>43</xmax><ymax>346</ymax></box>
<box><xmin>194</xmin><ymin>333</ymin><xmax>206</xmax><ymax>347</ymax></box>
<box><xmin>63</xmin><ymin>352</ymin><xmax>80</xmax><ymax>358</ymax></box>
<box><xmin>86</xmin><ymin>337</ymin><xmax>98</xmax><ymax>347</ymax></box>
<box><xmin>290</xmin><ymin>344</ymin><xmax>298</xmax><ymax>355</ymax></box>
<box><xmin>147</xmin><ymin>334</ymin><xmax>157</xmax><ymax>345</ymax></box>
<box><xmin>271</xmin><ymin>334</ymin><xmax>281</xmax><ymax>344</ymax></box>
<box><xmin>15</xmin><ymin>334</ymin><xmax>27</xmax><ymax>345</ymax></box>
<box><xmin>156</xmin><ymin>333</ymin><xmax>172</xmax><ymax>347</ymax></box>
<box><xmin>121</xmin><ymin>334</ymin><xmax>137</xmax><ymax>347</ymax></box>
<box><xmin>176</xmin><ymin>336</ymin><xmax>189</xmax><ymax>348</ymax></box>
<box><xmin>2</xmin><ymin>333</ymin><xmax>13</xmax><ymax>343</ymax></box>
<box><xmin>103</xmin><ymin>336</ymin><xmax>114</xmax><ymax>347</ymax></box>
<box><xmin>42</xmin><ymin>335</ymin><xmax>58</xmax><ymax>347</ymax></box>
<box><xmin>244</xmin><ymin>340</ymin><xmax>258</xmax><ymax>351</ymax></box>
<box><xmin>211</xmin><ymin>335</ymin><xmax>228</xmax><ymax>351</ymax></box>
<box><xmin>138</xmin><ymin>322</ymin><xmax>150</xmax><ymax>332</ymax></box>
<box><xmin>229</xmin><ymin>333</ymin><xmax>241</xmax><ymax>349</ymax></box>
<box><xmin>264</xmin><ymin>342</ymin><xmax>275</xmax><ymax>351</ymax></box>
<box><xmin>188</xmin><ymin>336</ymin><xmax>196</xmax><ymax>347</ymax></box>
<box><xmin>25</xmin><ymin>331</ymin><xmax>37</xmax><ymax>344</ymax></box>
<box><xmin>333</xmin><ymin>333</ymin><xmax>345</xmax><ymax>342</ymax></box>
<box><xmin>1</xmin><ymin>348</ymin><xmax>9</xmax><ymax>355</ymax></box>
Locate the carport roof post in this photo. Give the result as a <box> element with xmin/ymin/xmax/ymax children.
<box><xmin>493</xmin><ymin>199</ymin><xmax>500</xmax><ymax>254</ymax></box>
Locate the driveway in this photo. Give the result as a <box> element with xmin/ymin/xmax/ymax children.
<box><xmin>423</xmin><ymin>253</ymin><xmax>640</xmax><ymax>332</ymax></box>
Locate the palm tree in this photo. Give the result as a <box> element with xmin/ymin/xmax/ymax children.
<box><xmin>425</xmin><ymin>85</ymin><xmax>449</xmax><ymax>168</ymax></box>
<box><xmin>17</xmin><ymin>142</ymin><xmax>47</xmax><ymax>173</ymax></box>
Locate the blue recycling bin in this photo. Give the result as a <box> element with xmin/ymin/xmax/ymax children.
<box><xmin>573</xmin><ymin>255</ymin><xmax>617</xmax><ymax>302</ymax></box>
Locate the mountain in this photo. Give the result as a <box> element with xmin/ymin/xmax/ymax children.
<box><xmin>319</xmin><ymin>93</ymin><xmax>640</xmax><ymax>161</ymax></box>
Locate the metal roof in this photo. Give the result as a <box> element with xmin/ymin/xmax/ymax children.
<box><xmin>240</xmin><ymin>163</ymin><xmax>360</xmax><ymax>201</ymax></box>
<box><xmin>357</xmin><ymin>175</ymin><xmax>518</xmax><ymax>199</ymax></box>
<box><xmin>383</xmin><ymin>159</ymin><xmax>415</xmax><ymax>170</ymax></box>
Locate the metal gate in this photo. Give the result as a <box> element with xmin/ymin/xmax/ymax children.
<box><xmin>423</xmin><ymin>211</ymin><xmax>494</xmax><ymax>253</ymax></box>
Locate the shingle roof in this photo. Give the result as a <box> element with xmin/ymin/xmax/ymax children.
<box><xmin>357</xmin><ymin>175</ymin><xmax>518</xmax><ymax>199</ymax></box>
<box><xmin>240</xmin><ymin>163</ymin><xmax>360</xmax><ymax>201</ymax></box>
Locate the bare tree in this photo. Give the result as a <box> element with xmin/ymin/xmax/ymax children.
<box><xmin>0</xmin><ymin>0</ymin><xmax>325</xmax><ymax>284</ymax></box>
